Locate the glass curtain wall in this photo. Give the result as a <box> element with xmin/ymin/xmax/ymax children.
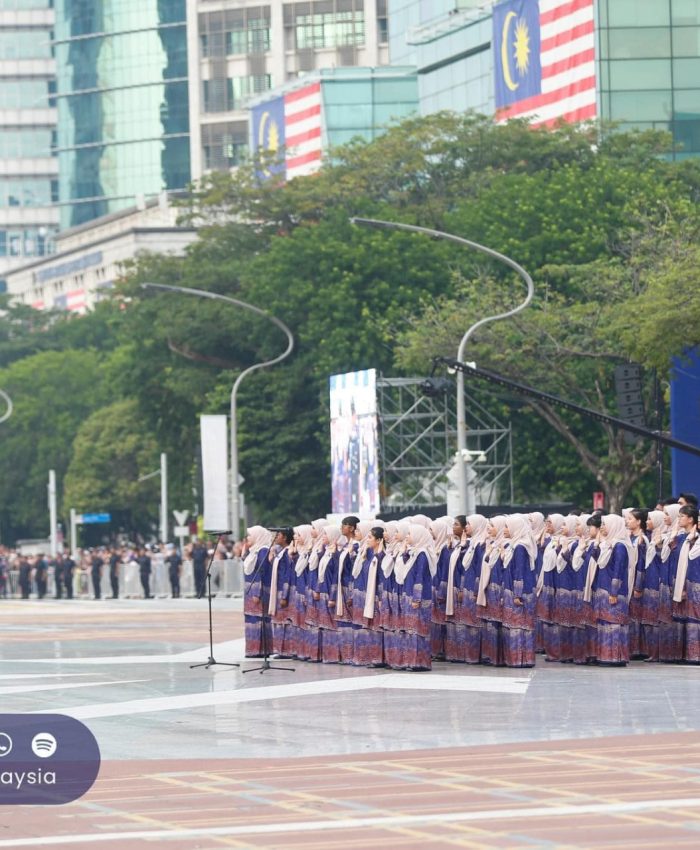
<box><xmin>0</xmin><ymin>0</ymin><xmax>58</xmax><ymax>272</ymax></box>
<box><xmin>598</xmin><ymin>0</ymin><xmax>700</xmax><ymax>158</ymax></box>
<box><xmin>55</xmin><ymin>0</ymin><xmax>190</xmax><ymax>228</ymax></box>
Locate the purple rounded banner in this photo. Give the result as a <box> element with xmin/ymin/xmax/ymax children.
<box><xmin>0</xmin><ymin>714</ymin><xmax>100</xmax><ymax>805</ymax></box>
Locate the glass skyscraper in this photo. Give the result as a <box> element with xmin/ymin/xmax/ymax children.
<box><xmin>0</xmin><ymin>0</ymin><xmax>59</xmax><ymax>287</ymax></box>
<box><xmin>598</xmin><ymin>0</ymin><xmax>700</xmax><ymax>160</ymax></box>
<box><xmin>54</xmin><ymin>0</ymin><xmax>191</xmax><ymax>229</ymax></box>
<box><xmin>389</xmin><ymin>0</ymin><xmax>700</xmax><ymax>159</ymax></box>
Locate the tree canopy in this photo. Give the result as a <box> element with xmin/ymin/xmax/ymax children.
<box><xmin>1</xmin><ymin>112</ymin><xmax>698</xmax><ymax>542</ymax></box>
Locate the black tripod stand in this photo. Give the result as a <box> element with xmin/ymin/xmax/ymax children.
<box><xmin>243</xmin><ymin>543</ymin><xmax>295</xmax><ymax>675</ymax></box>
<box><xmin>190</xmin><ymin>533</ymin><xmax>240</xmax><ymax>671</ymax></box>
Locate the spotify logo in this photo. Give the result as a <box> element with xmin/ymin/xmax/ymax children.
<box><xmin>31</xmin><ymin>733</ymin><xmax>57</xmax><ymax>758</ymax></box>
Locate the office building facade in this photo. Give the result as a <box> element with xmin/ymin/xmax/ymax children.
<box><xmin>54</xmin><ymin>0</ymin><xmax>191</xmax><ymax>230</ymax></box>
<box><xmin>5</xmin><ymin>196</ymin><xmax>197</xmax><ymax>313</ymax></box>
<box><xmin>0</xmin><ymin>0</ymin><xmax>59</xmax><ymax>287</ymax></box>
<box><xmin>389</xmin><ymin>0</ymin><xmax>700</xmax><ymax>158</ymax></box>
<box><xmin>250</xmin><ymin>65</ymin><xmax>418</xmax><ymax>179</ymax></box>
<box><xmin>188</xmin><ymin>0</ymin><xmax>390</xmax><ymax>180</ymax></box>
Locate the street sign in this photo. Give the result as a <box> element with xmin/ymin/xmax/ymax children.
<box><xmin>81</xmin><ymin>513</ymin><xmax>111</xmax><ymax>524</ymax></box>
<box><xmin>174</xmin><ymin>525</ymin><xmax>190</xmax><ymax>536</ymax></box>
<box><xmin>173</xmin><ymin>510</ymin><xmax>189</xmax><ymax>526</ymax></box>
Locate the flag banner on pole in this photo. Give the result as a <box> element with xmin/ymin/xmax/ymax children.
<box><xmin>251</xmin><ymin>80</ymin><xmax>324</xmax><ymax>180</ymax></box>
<box><xmin>200</xmin><ymin>415</ymin><xmax>230</xmax><ymax>532</ymax></box>
<box><xmin>284</xmin><ymin>81</ymin><xmax>323</xmax><ymax>179</ymax></box>
<box><xmin>493</xmin><ymin>0</ymin><xmax>597</xmax><ymax>127</ymax></box>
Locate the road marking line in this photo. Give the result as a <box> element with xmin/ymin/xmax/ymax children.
<box><xmin>2</xmin><ymin>796</ymin><xmax>700</xmax><ymax>846</ymax></box>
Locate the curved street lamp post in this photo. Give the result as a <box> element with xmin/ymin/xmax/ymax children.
<box><xmin>350</xmin><ymin>218</ymin><xmax>534</xmax><ymax>513</ymax></box>
<box><xmin>141</xmin><ymin>283</ymin><xmax>294</xmax><ymax>539</ymax></box>
<box><xmin>0</xmin><ymin>389</ymin><xmax>12</xmax><ymax>424</ymax></box>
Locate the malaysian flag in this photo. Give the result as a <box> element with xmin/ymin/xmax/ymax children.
<box><xmin>493</xmin><ymin>0</ymin><xmax>596</xmax><ymax>127</ymax></box>
<box><xmin>54</xmin><ymin>289</ymin><xmax>87</xmax><ymax>314</ymax></box>
<box><xmin>251</xmin><ymin>80</ymin><xmax>324</xmax><ymax>180</ymax></box>
<box><xmin>284</xmin><ymin>82</ymin><xmax>323</xmax><ymax>179</ymax></box>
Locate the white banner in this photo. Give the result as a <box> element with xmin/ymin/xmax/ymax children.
<box><xmin>200</xmin><ymin>415</ymin><xmax>230</xmax><ymax>531</ymax></box>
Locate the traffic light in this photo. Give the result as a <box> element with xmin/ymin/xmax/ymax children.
<box><xmin>614</xmin><ymin>364</ymin><xmax>644</xmax><ymax>443</ymax></box>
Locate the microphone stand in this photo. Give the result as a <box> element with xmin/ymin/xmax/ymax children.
<box><xmin>243</xmin><ymin>543</ymin><xmax>295</xmax><ymax>675</ymax></box>
<box><xmin>190</xmin><ymin>532</ymin><xmax>240</xmax><ymax>671</ymax></box>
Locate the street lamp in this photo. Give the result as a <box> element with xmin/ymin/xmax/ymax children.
<box><xmin>138</xmin><ymin>452</ymin><xmax>168</xmax><ymax>543</ymax></box>
<box><xmin>0</xmin><ymin>389</ymin><xmax>12</xmax><ymax>424</ymax></box>
<box><xmin>350</xmin><ymin>217</ymin><xmax>534</xmax><ymax>512</ymax></box>
<box><xmin>140</xmin><ymin>282</ymin><xmax>294</xmax><ymax>539</ymax></box>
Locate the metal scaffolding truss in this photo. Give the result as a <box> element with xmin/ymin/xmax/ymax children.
<box><xmin>376</xmin><ymin>376</ymin><xmax>513</xmax><ymax>512</ymax></box>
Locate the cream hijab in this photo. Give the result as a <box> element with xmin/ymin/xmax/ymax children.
<box><xmin>646</xmin><ymin>510</ymin><xmax>666</xmax><ymax>568</ymax></box>
<box><xmin>317</xmin><ymin>526</ymin><xmax>342</xmax><ymax>583</ymax></box>
<box><xmin>395</xmin><ymin>524</ymin><xmax>436</xmax><ymax>585</ymax></box>
<box><xmin>476</xmin><ymin>516</ymin><xmax>507</xmax><ymax>606</ymax></box>
<box><xmin>555</xmin><ymin>515</ymin><xmax>580</xmax><ymax>572</ymax></box>
<box><xmin>430</xmin><ymin>518</ymin><xmax>452</xmax><ymax>553</ymax></box>
<box><xmin>673</xmin><ymin>526</ymin><xmax>700</xmax><ymax>603</ymax></box>
<box><xmin>597</xmin><ymin>514</ymin><xmax>637</xmax><ymax>602</ymax></box>
<box><xmin>571</xmin><ymin>515</ymin><xmax>591</xmax><ymax>571</ymax></box>
<box><xmin>661</xmin><ymin>504</ymin><xmax>682</xmax><ymax>561</ymax></box>
<box><xmin>381</xmin><ymin>522</ymin><xmax>399</xmax><ymax>578</ymax></box>
<box><xmin>243</xmin><ymin>526</ymin><xmax>273</xmax><ymax>575</ymax></box>
<box><xmin>462</xmin><ymin>514</ymin><xmax>489</xmax><ymax>570</ymax></box>
<box><xmin>541</xmin><ymin>514</ymin><xmax>566</xmax><ymax>574</ymax></box>
<box><xmin>529</xmin><ymin>511</ymin><xmax>547</xmax><ymax>547</ymax></box>
<box><xmin>503</xmin><ymin>513</ymin><xmax>537</xmax><ymax>569</ymax></box>
<box><xmin>293</xmin><ymin>524</ymin><xmax>314</xmax><ymax>577</ymax></box>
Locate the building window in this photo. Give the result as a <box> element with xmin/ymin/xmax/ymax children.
<box><xmin>295</xmin><ymin>10</ymin><xmax>365</xmax><ymax>49</ymax></box>
<box><xmin>202</xmin><ymin>120</ymin><xmax>248</xmax><ymax>171</ymax></box>
<box><xmin>227</xmin><ymin>19</ymin><xmax>270</xmax><ymax>54</ymax></box>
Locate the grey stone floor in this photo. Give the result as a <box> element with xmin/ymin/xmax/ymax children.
<box><xmin>1</xmin><ymin>598</ymin><xmax>699</xmax><ymax>761</ymax></box>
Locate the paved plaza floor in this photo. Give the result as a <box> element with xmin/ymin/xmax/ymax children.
<box><xmin>1</xmin><ymin>597</ymin><xmax>700</xmax><ymax>848</ymax></box>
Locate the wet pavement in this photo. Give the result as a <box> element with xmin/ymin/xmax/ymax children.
<box><xmin>1</xmin><ymin>597</ymin><xmax>699</xmax><ymax>847</ymax></box>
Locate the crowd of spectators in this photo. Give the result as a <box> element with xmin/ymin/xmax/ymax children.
<box><xmin>0</xmin><ymin>538</ymin><xmax>244</xmax><ymax>600</ymax></box>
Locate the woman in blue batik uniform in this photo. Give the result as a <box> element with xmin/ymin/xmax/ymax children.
<box><xmin>269</xmin><ymin>528</ymin><xmax>295</xmax><ymax>658</ymax></box>
<box><xmin>242</xmin><ymin>526</ymin><xmax>273</xmax><ymax>657</ymax></box>
<box><xmin>500</xmin><ymin>514</ymin><xmax>537</xmax><ymax>668</ymax></box>
<box><xmin>636</xmin><ymin>509</ymin><xmax>666</xmax><ymax>662</ymax></box>
<box><xmin>671</xmin><ymin>505</ymin><xmax>700</xmax><ymax>663</ymax></box>
<box><xmin>445</xmin><ymin>514</ymin><xmax>485</xmax><ymax>664</ymax></box>
<box><xmin>536</xmin><ymin>514</ymin><xmax>565</xmax><ymax>662</ymax></box>
<box><xmin>477</xmin><ymin>516</ymin><xmax>508</xmax><ymax>666</ymax></box>
<box><xmin>391</xmin><ymin>523</ymin><xmax>434</xmax><ymax>671</ymax></box>
<box><xmin>350</xmin><ymin>526</ymin><xmax>386</xmax><ymax>666</ymax></box>
<box><xmin>626</xmin><ymin>508</ymin><xmax>648</xmax><ymax>659</ymax></box>
<box><xmin>589</xmin><ymin>514</ymin><xmax>635</xmax><ymax>666</ymax></box>
<box><xmin>429</xmin><ymin>517</ymin><xmax>453</xmax><ymax>660</ymax></box>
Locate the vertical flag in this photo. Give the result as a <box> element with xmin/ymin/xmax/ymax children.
<box><xmin>200</xmin><ymin>414</ymin><xmax>230</xmax><ymax>532</ymax></box>
<box><xmin>251</xmin><ymin>93</ymin><xmax>286</xmax><ymax>178</ymax></box>
<box><xmin>53</xmin><ymin>290</ymin><xmax>87</xmax><ymax>314</ymax></box>
<box><xmin>283</xmin><ymin>81</ymin><xmax>323</xmax><ymax>179</ymax></box>
<box><xmin>251</xmin><ymin>80</ymin><xmax>323</xmax><ymax>180</ymax></box>
<box><xmin>493</xmin><ymin>0</ymin><xmax>597</xmax><ymax>127</ymax></box>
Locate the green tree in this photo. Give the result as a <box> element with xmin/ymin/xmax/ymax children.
<box><xmin>0</xmin><ymin>349</ymin><xmax>109</xmax><ymax>541</ymax></box>
<box><xmin>396</xmin><ymin>149</ymin><xmax>700</xmax><ymax>509</ymax></box>
<box><xmin>63</xmin><ymin>399</ymin><xmax>161</xmax><ymax>536</ymax></box>
<box><xmin>85</xmin><ymin>116</ymin><xmax>699</xmax><ymax>521</ymax></box>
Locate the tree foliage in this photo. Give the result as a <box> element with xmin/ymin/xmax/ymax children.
<box><xmin>1</xmin><ymin>113</ymin><xmax>699</xmax><ymax>541</ymax></box>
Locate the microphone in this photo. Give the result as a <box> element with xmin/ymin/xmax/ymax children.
<box><xmin>206</xmin><ymin>530</ymin><xmax>233</xmax><ymax>535</ymax></box>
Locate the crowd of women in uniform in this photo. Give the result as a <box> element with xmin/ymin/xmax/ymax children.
<box><xmin>242</xmin><ymin>493</ymin><xmax>700</xmax><ymax>671</ymax></box>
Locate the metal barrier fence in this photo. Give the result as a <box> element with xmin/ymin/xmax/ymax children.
<box><xmin>1</xmin><ymin>557</ymin><xmax>244</xmax><ymax>600</ymax></box>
